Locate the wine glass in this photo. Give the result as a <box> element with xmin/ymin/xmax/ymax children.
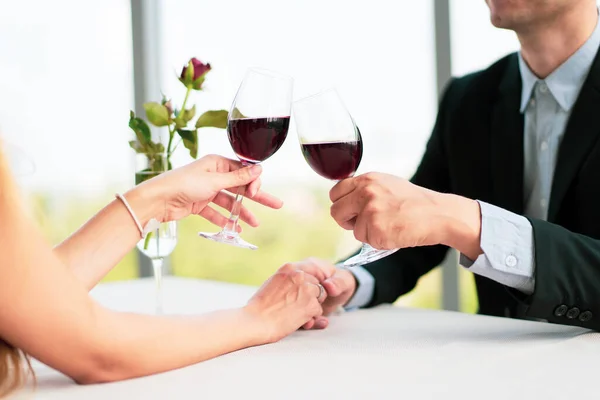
<box><xmin>136</xmin><ymin>221</ymin><xmax>177</xmax><ymax>314</ymax></box>
<box><xmin>293</xmin><ymin>88</ymin><xmax>398</xmax><ymax>267</ymax></box>
<box><xmin>199</xmin><ymin>68</ymin><xmax>293</xmax><ymax>250</ymax></box>
<box><xmin>135</xmin><ymin>153</ymin><xmax>177</xmax><ymax>314</ymax></box>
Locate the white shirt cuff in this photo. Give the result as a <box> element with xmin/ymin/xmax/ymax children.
<box><xmin>342</xmin><ymin>265</ymin><xmax>375</xmax><ymax>310</ymax></box>
<box><xmin>459</xmin><ymin>201</ymin><xmax>535</xmax><ymax>294</ymax></box>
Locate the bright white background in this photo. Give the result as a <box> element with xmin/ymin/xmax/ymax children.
<box><xmin>0</xmin><ymin>0</ymin><xmax>522</xmax><ymax>199</ymax></box>
<box><xmin>162</xmin><ymin>0</ymin><xmax>437</xmax><ymax>188</ymax></box>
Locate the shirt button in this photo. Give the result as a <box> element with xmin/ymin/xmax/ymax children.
<box><xmin>538</xmin><ymin>82</ymin><xmax>548</xmax><ymax>93</ymax></box>
<box><xmin>505</xmin><ymin>255</ymin><xmax>518</xmax><ymax>267</ymax></box>
<box><xmin>540</xmin><ymin>199</ymin><xmax>548</xmax><ymax>208</ymax></box>
<box><xmin>540</xmin><ymin>141</ymin><xmax>548</xmax><ymax>151</ymax></box>
<box><xmin>529</xmin><ymin>98</ymin><xmax>536</xmax><ymax>107</ymax></box>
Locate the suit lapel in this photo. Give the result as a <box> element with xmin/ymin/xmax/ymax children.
<box><xmin>548</xmin><ymin>51</ymin><xmax>600</xmax><ymax>221</ymax></box>
<box><xmin>490</xmin><ymin>54</ymin><xmax>525</xmax><ymax>215</ymax></box>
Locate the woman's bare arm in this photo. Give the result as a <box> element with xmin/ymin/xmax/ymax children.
<box><xmin>53</xmin><ymin>156</ymin><xmax>282</xmax><ymax>291</ymax></box>
<box><xmin>0</xmin><ymin>192</ymin><xmax>260</xmax><ymax>382</ymax></box>
<box><xmin>52</xmin><ymin>187</ymin><xmax>163</xmax><ymax>291</ymax></box>
<box><xmin>0</xmin><ymin>158</ymin><xmax>319</xmax><ymax>384</ymax></box>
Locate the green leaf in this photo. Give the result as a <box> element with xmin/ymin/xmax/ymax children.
<box><xmin>182</xmin><ymin>105</ymin><xmax>196</xmax><ymax>123</ymax></box>
<box><xmin>143</xmin><ymin>102</ymin><xmax>170</xmax><ymax>126</ymax></box>
<box><xmin>230</xmin><ymin>107</ymin><xmax>247</xmax><ymax>119</ymax></box>
<box><xmin>191</xmin><ymin>75</ymin><xmax>206</xmax><ymax>91</ymax></box>
<box><xmin>177</xmin><ymin>129</ymin><xmax>198</xmax><ymax>159</ymax></box>
<box><xmin>173</xmin><ymin>105</ymin><xmax>196</xmax><ymax>129</ymax></box>
<box><xmin>151</xmin><ymin>142</ymin><xmax>165</xmax><ymax>154</ymax></box>
<box><xmin>128</xmin><ymin>140</ymin><xmax>144</xmax><ymax>153</ymax></box>
<box><xmin>128</xmin><ymin>111</ymin><xmax>165</xmax><ymax>157</ymax></box>
<box><xmin>129</xmin><ymin>111</ymin><xmax>152</xmax><ymax>144</ymax></box>
<box><xmin>174</xmin><ymin>116</ymin><xmax>186</xmax><ymax>129</ymax></box>
<box><xmin>195</xmin><ymin>110</ymin><xmax>228</xmax><ymax>129</ymax></box>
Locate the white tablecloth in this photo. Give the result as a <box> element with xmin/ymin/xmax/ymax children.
<box><xmin>21</xmin><ymin>277</ymin><xmax>599</xmax><ymax>400</ymax></box>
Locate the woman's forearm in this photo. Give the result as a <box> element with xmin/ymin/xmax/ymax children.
<box><xmin>0</xmin><ymin>185</ymin><xmax>273</xmax><ymax>386</ymax></box>
<box><xmin>79</xmin><ymin>306</ymin><xmax>266</xmax><ymax>383</ymax></box>
<box><xmin>54</xmin><ymin>186</ymin><xmax>163</xmax><ymax>290</ymax></box>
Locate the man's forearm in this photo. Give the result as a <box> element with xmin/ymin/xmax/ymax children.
<box><xmin>54</xmin><ymin>186</ymin><xmax>163</xmax><ymax>290</ymax></box>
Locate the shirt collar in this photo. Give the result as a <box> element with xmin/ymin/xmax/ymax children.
<box><xmin>519</xmin><ymin>12</ymin><xmax>600</xmax><ymax>113</ymax></box>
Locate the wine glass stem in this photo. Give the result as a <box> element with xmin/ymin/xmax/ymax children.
<box><xmin>223</xmin><ymin>185</ymin><xmax>246</xmax><ymax>234</ymax></box>
<box><xmin>152</xmin><ymin>258</ymin><xmax>164</xmax><ymax>314</ymax></box>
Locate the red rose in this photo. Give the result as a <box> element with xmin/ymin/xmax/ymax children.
<box><xmin>180</xmin><ymin>58</ymin><xmax>211</xmax><ymax>90</ymax></box>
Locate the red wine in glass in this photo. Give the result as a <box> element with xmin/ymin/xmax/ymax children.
<box><xmin>228</xmin><ymin>117</ymin><xmax>290</xmax><ymax>164</ymax></box>
<box><xmin>198</xmin><ymin>68</ymin><xmax>293</xmax><ymax>250</ymax></box>
<box><xmin>293</xmin><ymin>88</ymin><xmax>398</xmax><ymax>267</ymax></box>
<box><xmin>301</xmin><ymin>140</ymin><xmax>362</xmax><ymax>180</ymax></box>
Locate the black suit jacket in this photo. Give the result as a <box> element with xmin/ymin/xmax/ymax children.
<box><xmin>362</xmin><ymin>51</ymin><xmax>600</xmax><ymax>330</ymax></box>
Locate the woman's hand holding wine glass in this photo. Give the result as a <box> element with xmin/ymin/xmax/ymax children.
<box><xmin>131</xmin><ymin>154</ymin><xmax>283</xmax><ymax>314</ymax></box>
<box><xmin>142</xmin><ymin>155</ymin><xmax>283</xmax><ymax>227</ymax></box>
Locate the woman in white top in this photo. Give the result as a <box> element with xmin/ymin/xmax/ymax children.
<box><xmin>0</xmin><ymin>144</ymin><xmax>327</xmax><ymax>397</ymax></box>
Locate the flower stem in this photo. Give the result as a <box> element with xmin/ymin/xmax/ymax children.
<box><xmin>171</xmin><ymin>138</ymin><xmax>182</xmax><ymax>154</ymax></box>
<box><xmin>179</xmin><ymin>87</ymin><xmax>192</xmax><ymax>118</ymax></box>
<box><xmin>166</xmin><ymin>125</ymin><xmax>175</xmax><ymax>158</ymax></box>
<box><xmin>166</xmin><ymin>87</ymin><xmax>192</xmax><ymax>159</ymax></box>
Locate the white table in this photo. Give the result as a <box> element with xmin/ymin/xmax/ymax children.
<box><xmin>23</xmin><ymin>277</ymin><xmax>599</xmax><ymax>400</ymax></box>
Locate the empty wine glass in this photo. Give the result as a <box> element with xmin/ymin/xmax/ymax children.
<box><xmin>135</xmin><ymin>153</ymin><xmax>177</xmax><ymax>314</ymax></box>
<box><xmin>293</xmin><ymin>88</ymin><xmax>398</xmax><ymax>267</ymax></box>
<box><xmin>199</xmin><ymin>68</ymin><xmax>293</xmax><ymax>250</ymax></box>
<box><xmin>136</xmin><ymin>221</ymin><xmax>177</xmax><ymax>314</ymax></box>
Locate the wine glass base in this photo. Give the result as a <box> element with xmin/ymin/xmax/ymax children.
<box><xmin>342</xmin><ymin>248</ymin><xmax>398</xmax><ymax>268</ymax></box>
<box><xmin>198</xmin><ymin>230</ymin><xmax>258</xmax><ymax>250</ymax></box>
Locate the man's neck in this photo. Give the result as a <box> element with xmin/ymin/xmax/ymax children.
<box><xmin>518</xmin><ymin>4</ymin><xmax>598</xmax><ymax>78</ymax></box>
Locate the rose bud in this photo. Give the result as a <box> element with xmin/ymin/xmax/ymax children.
<box><xmin>163</xmin><ymin>99</ymin><xmax>173</xmax><ymax>116</ymax></box>
<box><xmin>179</xmin><ymin>58</ymin><xmax>211</xmax><ymax>90</ymax></box>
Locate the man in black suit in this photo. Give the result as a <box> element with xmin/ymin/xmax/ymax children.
<box><xmin>293</xmin><ymin>0</ymin><xmax>600</xmax><ymax>331</ymax></box>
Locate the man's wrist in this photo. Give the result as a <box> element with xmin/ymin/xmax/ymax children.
<box><xmin>340</xmin><ymin>265</ymin><xmax>374</xmax><ymax>310</ymax></box>
<box><xmin>437</xmin><ymin>193</ymin><xmax>483</xmax><ymax>260</ymax></box>
<box><xmin>337</xmin><ymin>267</ymin><xmax>358</xmax><ymax>306</ymax></box>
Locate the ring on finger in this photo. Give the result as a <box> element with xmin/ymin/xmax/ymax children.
<box><xmin>316</xmin><ymin>283</ymin><xmax>325</xmax><ymax>301</ymax></box>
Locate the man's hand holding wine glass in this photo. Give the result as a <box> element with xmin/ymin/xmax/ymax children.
<box><xmin>329</xmin><ymin>173</ymin><xmax>483</xmax><ymax>260</ymax></box>
<box><xmin>285</xmin><ymin>173</ymin><xmax>485</xmax><ymax>322</ymax></box>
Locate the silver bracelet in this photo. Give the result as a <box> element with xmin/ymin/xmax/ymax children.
<box><xmin>115</xmin><ymin>193</ymin><xmax>160</xmax><ymax>238</ymax></box>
